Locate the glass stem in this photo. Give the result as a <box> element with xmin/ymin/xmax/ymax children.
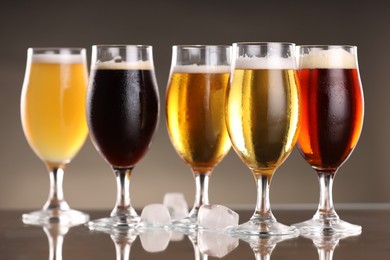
<box><xmin>254</xmin><ymin>252</ymin><xmax>271</xmax><ymax>260</ymax></box>
<box><xmin>315</xmin><ymin>171</ymin><xmax>339</xmax><ymax>220</ymax></box>
<box><xmin>252</xmin><ymin>172</ymin><xmax>275</xmax><ymax>221</ymax></box>
<box><xmin>44</xmin><ymin>226</ymin><xmax>68</xmax><ymax>260</ymax></box>
<box><xmin>189</xmin><ymin>171</ymin><xmax>210</xmax><ymax>219</ymax></box>
<box><xmin>113</xmin><ymin>239</ymin><xmax>132</xmax><ymax>260</ymax></box>
<box><xmin>43</xmin><ymin>166</ymin><xmax>69</xmax><ymax>211</ymax></box>
<box><xmin>110</xmin><ymin>167</ymin><xmax>138</xmax><ymax>219</ymax></box>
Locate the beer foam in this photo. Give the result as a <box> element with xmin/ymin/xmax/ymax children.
<box><xmin>172</xmin><ymin>65</ymin><xmax>231</xmax><ymax>74</ymax></box>
<box><xmin>235</xmin><ymin>56</ymin><xmax>296</xmax><ymax>70</ymax></box>
<box><xmin>299</xmin><ymin>48</ymin><xmax>357</xmax><ymax>69</ymax></box>
<box><xmin>32</xmin><ymin>54</ymin><xmax>85</xmax><ymax>64</ymax></box>
<box><xmin>93</xmin><ymin>60</ymin><xmax>153</xmax><ymax>70</ymax></box>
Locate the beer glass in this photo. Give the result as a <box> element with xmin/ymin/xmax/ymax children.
<box><xmin>21</xmin><ymin>48</ymin><xmax>89</xmax><ymax>225</ymax></box>
<box><xmin>226</xmin><ymin>42</ymin><xmax>300</xmax><ymax>236</ymax></box>
<box><xmin>86</xmin><ymin>45</ymin><xmax>159</xmax><ymax>230</ymax></box>
<box><xmin>166</xmin><ymin>45</ymin><xmax>231</xmax><ymax>229</ymax></box>
<box><xmin>292</xmin><ymin>46</ymin><xmax>364</xmax><ymax>235</ymax></box>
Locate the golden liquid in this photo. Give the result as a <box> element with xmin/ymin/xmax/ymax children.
<box><xmin>166</xmin><ymin>72</ymin><xmax>231</xmax><ymax>172</ymax></box>
<box><xmin>21</xmin><ymin>61</ymin><xmax>88</xmax><ymax>165</ymax></box>
<box><xmin>226</xmin><ymin>69</ymin><xmax>300</xmax><ymax>177</ymax></box>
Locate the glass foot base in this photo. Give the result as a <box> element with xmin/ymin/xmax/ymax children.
<box><xmin>87</xmin><ymin>216</ymin><xmax>140</xmax><ymax>231</ymax></box>
<box><xmin>22</xmin><ymin>208</ymin><xmax>89</xmax><ymax>226</ymax></box>
<box><xmin>228</xmin><ymin>218</ymin><xmax>299</xmax><ymax>237</ymax></box>
<box><xmin>292</xmin><ymin>218</ymin><xmax>362</xmax><ymax>236</ymax></box>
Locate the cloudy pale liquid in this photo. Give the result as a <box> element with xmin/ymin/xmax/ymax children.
<box><xmin>21</xmin><ymin>62</ymin><xmax>88</xmax><ymax>164</ymax></box>
<box><xmin>226</xmin><ymin>69</ymin><xmax>300</xmax><ymax>177</ymax></box>
<box><xmin>166</xmin><ymin>72</ymin><xmax>231</xmax><ymax>172</ymax></box>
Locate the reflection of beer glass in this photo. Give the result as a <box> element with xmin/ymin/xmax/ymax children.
<box><xmin>226</xmin><ymin>43</ymin><xmax>300</xmax><ymax>236</ymax></box>
<box><xmin>292</xmin><ymin>46</ymin><xmax>364</xmax><ymax>235</ymax></box>
<box><xmin>86</xmin><ymin>45</ymin><xmax>159</xmax><ymax>230</ymax></box>
<box><xmin>21</xmin><ymin>48</ymin><xmax>89</xmax><ymax>225</ymax></box>
<box><xmin>166</xmin><ymin>45</ymin><xmax>231</xmax><ymax>229</ymax></box>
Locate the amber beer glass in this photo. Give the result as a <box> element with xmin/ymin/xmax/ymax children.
<box><xmin>86</xmin><ymin>45</ymin><xmax>159</xmax><ymax>230</ymax></box>
<box><xmin>226</xmin><ymin>42</ymin><xmax>300</xmax><ymax>236</ymax></box>
<box><xmin>21</xmin><ymin>48</ymin><xmax>89</xmax><ymax>224</ymax></box>
<box><xmin>166</xmin><ymin>45</ymin><xmax>231</xmax><ymax>228</ymax></box>
<box><xmin>292</xmin><ymin>46</ymin><xmax>364</xmax><ymax>235</ymax></box>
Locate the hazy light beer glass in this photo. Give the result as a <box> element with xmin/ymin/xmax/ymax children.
<box><xmin>226</xmin><ymin>42</ymin><xmax>300</xmax><ymax>236</ymax></box>
<box><xmin>166</xmin><ymin>45</ymin><xmax>231</xmax><ymax>228</ymax></box>
<box><xmin>20</xmin><ymin>48</ymin><xmax>89</xmax><ymax>225</ymax></box>
<box><xmin>86</xmin><ymin>45</ymin><xmax>159</xmax><ymax>230</ymax></box>
<box><xmin>292</xmin><ymin>45</ymin><xmax>364</xmax><ymax>235</ymax></box>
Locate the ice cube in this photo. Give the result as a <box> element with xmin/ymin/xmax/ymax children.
<box><xmin>140</xmin><ymin>229</ymin><xmax>171</xmax><ymax>253</ymax></box>
<box><xmin>198</xmin><ymin>205</ymin><xmax>239</xmax><ymax>230</ymax></box>
<box><xmin>163</xmin><ymin>192</ymin><xmax>189</xmax><ymax>219</ymax></box>
<box><xmin>140</xmin><ymin>204</ymin><xmax>171</xmax><ymax>228</ymax></box>
<box><xmin>198</xmin><ymin>230</ymin><xmax>239</xmax><ymax>258</ymax></box>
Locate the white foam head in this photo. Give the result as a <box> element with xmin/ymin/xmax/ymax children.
<box><xmin>172</xmin><ymin>64</ymin><xmax>230</xmax><ymax>73</ymax></box>
<box><xmin>234</xmin><ymin>56</ymin><xmax>296</xmax><ymax>70</ymax></box>
<box><xmin>93</xmin><ymin>60</ymin><xmax>153</xmax><ymax>70</ymax></box>
<box><xmin>299</xmin><ymin>48</ymin><xmax>357</xmax><ymax>69</ymax></box>
<box><xmin>31</xmin><ymin>53</ymin><xmax>85</xmax><ymax>64</ymax></box>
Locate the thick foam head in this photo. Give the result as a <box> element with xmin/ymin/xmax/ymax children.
<box><xmin>172</xmin><ymin>64</ymin><xmax>230</xmax><ymax>73</ymax></box>
<box><xmin>31</xmin><ymin>53</ymin><xmax>85</xmax><ymax>64</ymax></box>
<box><xmin>234</xmin><ymin>56</ymin><xmax>296</xmax><ymax>70</ymax></box>
<box><xmin>299</xmin><ymin>48</ymin><xmax>357</xmax><ymax>69</ymax></box>
<box><xmin>93</xmin><ymin>60</ymin><xmax>153</xmax><ymax>70</ymax></box>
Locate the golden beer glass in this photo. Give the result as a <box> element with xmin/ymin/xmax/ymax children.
<box><xmin>21</xmin><ymin>48</ymin><xmax>89</xmax><ymax>225</ymax></box>
<box><xmin>226</xmin><ymin>42</ymin><xmax>300</xmax><ymax>236</ymax></box>
<box><xmin>166</xmin><ymin>45</ymin><xmax>231</xmax><ymax>229</ymax></box>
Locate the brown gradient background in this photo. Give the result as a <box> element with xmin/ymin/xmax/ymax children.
<box><xmin>0</xmin><ymin>0</ymin><xmax>388</xmax><ymax>210</ymax></box>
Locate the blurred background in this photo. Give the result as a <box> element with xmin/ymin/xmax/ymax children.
<box><xmin>0</xmin><ymin>0</ymin><xmax>388</xmax><ymax>210</ymax></box>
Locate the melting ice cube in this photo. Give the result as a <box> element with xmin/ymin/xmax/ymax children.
<box><xmin>198</xmin><ymin>205</ymin><xmax>239</xmax><ymax>230</ymax></box>
<box><xmin>163</xmin><ymin>192</ymin><xmax>189</xmax><ymax>219</ymax></box>
<box><xmin>140</xmin><ymin>204</ymin><xmax>171</xmax><ymax>228</ymax></box>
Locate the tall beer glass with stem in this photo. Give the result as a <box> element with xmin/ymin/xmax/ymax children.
<box><xmin>226</xmin><ymin>42</ymin><xmax>300</xmax><ymax>236</ymax></box>
<box><xmin>86</xmin><ymin>45</ymin><xmax>159</xmax><ymax>230</ymax></box>
<box><xmin>292</xmin><ymin>45</ymin><xmax>364</xmax><ymax>235</ymax></box>
<box><xmin>21</xmin><ymin>48</ymin><xmax>89</xmax><ymax>225</ymax></box>
<box><xmin>166</xmin><ymin>45</ymin><xmax>231</xmax><ymax>229</ymax></box>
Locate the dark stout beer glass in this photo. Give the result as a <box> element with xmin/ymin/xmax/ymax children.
<box><xmin>292</xmin><ymin>45</ymin><xmax>364</xmax><ymax>235</ymax></box>
<box><xmin>86</xmin><ymin>45</ymin><xmax>159</xmax><ymax>230</ymax></box>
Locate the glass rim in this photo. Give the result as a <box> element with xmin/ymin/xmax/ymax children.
<box><xmin>297</xmin><ymin>45</ymin><xmax>357</xmax><ymax>49</ymax></box>
<box><xmin>233</xmin><ymin>42</ymin><xmax>296</xmax><ymax>47</ymax></box>
<box><xmin>92</xmin><ymin>44</ymin><xmax>152</xmax><ymax>49</ymax></box>
<box><xmin>28</xmin><ymin>47</ymin><xmax>86</xmax><ymax>51</ymax></box>
<box><xmin>173</xmin><ymin>44</ymin><xmax>231</xmax><ymax>48</ymax></box>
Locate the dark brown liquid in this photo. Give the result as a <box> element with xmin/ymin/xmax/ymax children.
<box><xmin>87</xmin><ymin>69</ymin><xmax>159</xmax><ymax>168</ymax></box>
<box><xmin>297</xmin><ymin>68</ymin><xmax>363</xmax><ymax>172</ymax></box>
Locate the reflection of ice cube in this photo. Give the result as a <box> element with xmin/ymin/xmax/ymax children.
<box><xmin>198</xmin><ymin>230</ymin><xmax>239</xmax><ymax>258</ymax></box>
<box><xmin>140</xmin><ymin>204</ymin><xmax>171</xmax><ymax>227</ymax></box>
<box><xmin>170</xmin><ymin>230</ymin><xmax>185</xmax><ymax>242</ymax></box>
<box><xmin>140</xmin><ymin>229</ymin><xmax>171</xmax><ymax>253</ymax></box>
<box><xmin>163</xmin><ymin>192</ymin><xmax>189</xmax><ymax>219</ymax></box>
<box><xmin>198</xmin><ymin>205</ymin><xmax>239</xmax><ymax>230</ymax></box>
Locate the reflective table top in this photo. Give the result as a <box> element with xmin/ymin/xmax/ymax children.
<box><xmin>1</xmin><ymin>206</ymin><xmax>389</xmax><ymax>259</ymax></box>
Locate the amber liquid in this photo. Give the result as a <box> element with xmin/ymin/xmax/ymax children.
<box><xmin>21</xmin><ymin>61</ymin><xmax>88</xmax><ymax>164</ymax></box>
<box><xmin>226</xmin><ymin>69</ymin><xmax>300</xmax><ymax>177</ymax></box>
<box><xmin>297</xmin><ymin>68</ymin><xmax>364</xmax><ymax>171</ymax></box>
<box><xmin>166</xmin><ymin>72</ymin><xmax>231</xmax><ymax>172</ymax></box>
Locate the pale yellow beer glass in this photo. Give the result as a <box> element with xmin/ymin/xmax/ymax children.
<box><xmin>226</xmin><ymin>43</ymin><xmax>300</xmax><ymax>236</ymax></box>
<box><xmin>21</xmin><ymin>48</ymin><xmax>89</xmax><ymax>225</ymax></box>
